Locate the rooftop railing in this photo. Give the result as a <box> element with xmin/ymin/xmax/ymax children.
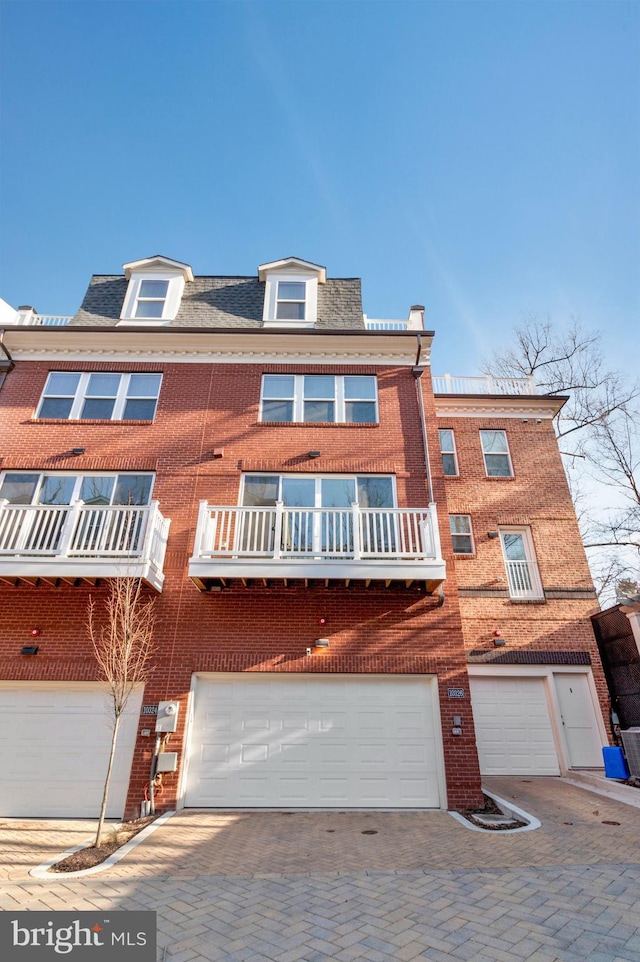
<box><xmin>432</xmin><ymin>373</ymin><xmax>538</xmax><ymax>395</ymax></box>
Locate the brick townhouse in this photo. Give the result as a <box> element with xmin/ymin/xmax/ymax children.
<box><xmin>0</xmin><ymin>255</ymin><xmax>609</xmax><ymax>819</ymax></box>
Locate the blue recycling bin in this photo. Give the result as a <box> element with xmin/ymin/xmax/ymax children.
<box><xmin>602</xmin><ymin>746</ymin><xmax>630</xmax><ymax>779</ymax></box>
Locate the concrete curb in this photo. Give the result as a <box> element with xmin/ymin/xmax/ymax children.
<box><xmin>29</xmin><ymin>810</ymin><xmax>175</xmax><ymax>880</ymax></box>
<box><xmin>449</xmin><ymin>790</ymin><xmax>541</xmax><ymax>834</ymax></box>
<box><xmin>562</xmin><ymin>772</ymin><xmax>640</xmax><ymax>809</ymax></box>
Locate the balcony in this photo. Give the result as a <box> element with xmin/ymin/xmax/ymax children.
<box><xmin>432</xmin><ymin>374</ymin><xmax>538</xmax><ymax>395</ymax></box>
<box><xmin>504</xmin><ymin>560</ymin><xmax>544</xmax><ymax>601</ymax></box>
<box><xmin>189</xmin><ymin>501</ymin><xmax>445</xmax><ymax>591</ymax></box>
<box><xmin>0</xmin><ymin>501</ymin><xmax>170</xmax><ymax>591</ymax></box>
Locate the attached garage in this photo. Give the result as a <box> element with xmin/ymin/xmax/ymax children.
<box><xmin>0</xmin><ymin>683</ymin><xmax>143</xmax><ymax>818</ymax></box>
<box><xmin>185</xmin><ymin>673</ymin><xmax>445</xmax><ymax>809</ymax></box>
<box><xmin>469</xmin><ymin>671</ymin><xmax>605</xmax><ymax>776</ymax></box>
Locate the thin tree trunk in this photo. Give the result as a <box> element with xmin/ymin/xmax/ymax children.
<box><xmin>95</xmin><ymin>713</ymin><xmax>121</xmax><ymax>848</ymax></box>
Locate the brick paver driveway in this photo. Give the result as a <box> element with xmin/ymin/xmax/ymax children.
<box><xmin>2</xmin><ymin>777</ymin><xmax>639</xmax><ymax>961</ymax></box>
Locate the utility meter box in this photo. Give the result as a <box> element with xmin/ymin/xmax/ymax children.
<box><xmin>155</xmin><ymin>701</ymin><xmax>179</xmax><ymax>733</ymax></box>
<box><xmin>155</xmin><ymin>752</ymin><xmax>178</xmax><ymax>773</ymax></box>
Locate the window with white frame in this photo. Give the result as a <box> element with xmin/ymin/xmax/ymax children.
<box><xmin>449</xmin><ymin>515</ymin><xmax>474</xmax><ymax>554</ymax></box>
<box><xmin>36</xmin><ymin>372</ymin><xmax>162</xmax><ymax>420</ymax></box>
<box><xmin>260</xmin><ymin>374</ymin><xmax>378</xmax><ymax>423</ymax></box>
<box><xmin>134</xmin><ymin>279</ymin><xmax>169</xmax><ymax>318</ymax></box>
<box><xmin>276</xmin><ymin>281</ymin><xmax>306</xmax><ymax>320</ymax></box>
<box><xmin>499</xmin><ymin>527</ymin><xmax>543</xmax><ymax>599</ymax></box>
<box><xmin>480</xmin><ymin>429</ymin><xmax>513</xmax><ymax>477</ymax></box>
<box><xmin>0</xmin><ymin>471</ymin><xmax>154</xmax><ymax>506</ymax></box>
<box><xmin>240</xmin><ymin>473</ymin><xmax>395</xmax><ymax>554</ymax></box>
<box><xmin>438</xmin><ymin>429</ymin><xmax>459</xmax><ymax>476</ymax></box>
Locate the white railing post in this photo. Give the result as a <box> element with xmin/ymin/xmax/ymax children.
<box><xmin>444</xmin><ymin>372</ymin><xmax>453</xmax><ymax>393</ymax></box>
<box><xmin>57</xmin><ymin>502</ymin><xmax>81</xmax><ymax>557</ymax></box>
<box><xmin>429</xmin><ymin>503</ymin><xmax>442</xmax><ymax>560</ymax></box>
<box><xmin>351</xmin><ymin>503</ymin><xmax>361</xmax><ymax>559</ymax></box>
<box><xmin>273</xmin><ymin>501</ymin><xmax>284</xmax><ymax>560</ymax></box>
<box><xmin>192</xmin><ymin>500</ymin><xmax>209</xmax><ymax>558</ymax></box>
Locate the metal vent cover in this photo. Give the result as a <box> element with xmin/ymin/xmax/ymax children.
<box><xmin>620</xmin><ymin>728</ymin><xmax>640</xmax><ymax>777</ymax></box>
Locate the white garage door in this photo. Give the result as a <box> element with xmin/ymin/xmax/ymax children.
<box><xmin>0</xmin><ymin>683</ymin><xmax>143</xmax><ymax>818</ymax></box>
<box><xmin>185</xmin><ymin>674</ymin><xmax>443</xmax><ymax>808</ymax></box>
<box><xmin>469</xmin><ymin>676</ymin><xmax>560</xmax><ymax>775</ymax></box>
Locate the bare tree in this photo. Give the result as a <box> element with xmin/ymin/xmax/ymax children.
<box><xmin>484</xmin><ymin>317</ymin><xmax>639</xmax><ymax>602</ymax></box>
<box><xmin>88</xmin><ymin>577</ymin><xmax>156</xmax><ymax>847</ymax></box>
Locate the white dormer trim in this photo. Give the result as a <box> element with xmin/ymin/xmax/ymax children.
<box><xmin>259</xmin><ymin>257</ymin><xmax>326</xmax><ymax>329</ymax></box>
<box><xmin>119</xmin><ymin>256</ymin><xmax>193</xmax><ymax>325</ymax></box>
<box><xmin>123</xmin><ymin>256</ymin><xmax>194</xmax><ymax>282</ymax></box>
<box><xmin>258</xmin><ymin>257</ymin><xmax>326</xmax><ymax>283</ymax></box>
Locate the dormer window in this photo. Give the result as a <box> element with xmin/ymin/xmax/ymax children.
<box><xmin>259</xmin><ymin>257</ymin><xmax>326</xmax><ymax>328</ymax></box>
<box><xmin>276</xmin><ymin>281</ymin><xmax>306</xmax><ymax>320</ymax></box>
<box><xmin>119</xmin><ymin>255</ymin><xmax>193</xmax><ymax>325</ymax></box>
<box><xmin>135</xmin><ymin>280</ymin><xmax>170</xmax><ymax>318</ymax></box>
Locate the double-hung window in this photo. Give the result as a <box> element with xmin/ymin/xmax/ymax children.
<box><xmin>134</xmin><ymin>280</ymin><xmax>169</xmax><ymax>318</ymax></box>
<box><xmin>449</xmin><ymin>515</ymin><xmax>474</xmax><ymax>554</ymax></box>
<box><xmin>37</xmin><ymin>372</ymin><xmax>162</xmax><ymax>420</ymax></box>
<box><xmin>438</xmin><ymin>429</ymin><xmax>459</xmax><ymax>476</ymax></box>
<box><xmin>276</xmin><ymin>281</ymin><xmax>306</xmax><ymax>320</ymax></box>
<box><xmin>260</xmin><ymin>374</ymin><xmax>377</xmax><ymax>423</ymax></box>
<box><xmin>480</xmin><ymin>430</ymin><xmax>513</xmax><ymax>477</ymax></box>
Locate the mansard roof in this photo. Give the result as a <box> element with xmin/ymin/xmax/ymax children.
<box><xmin>71</xmin><ymin>273</ymin><xmax>364</xmax><ymax>329</ymax></box>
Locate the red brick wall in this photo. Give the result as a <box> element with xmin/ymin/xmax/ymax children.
<box><xmin>0</xmin><ymin>360</ymin><xmax>484</xmax><ymax>814</ymax></box>
<box><xmin>436</xmin><ymin>410</ymin><xmax>608</xmax><ymax>723</ymax></box>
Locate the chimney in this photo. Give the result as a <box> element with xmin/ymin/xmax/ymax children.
<box><xmin>408</xmin><ymin>305</ymin><xmax>424</xmax><ymax>330</ymax></box>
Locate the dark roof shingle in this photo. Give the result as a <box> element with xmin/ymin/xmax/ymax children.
<box><xmin>71</xmin><ymin>275</ymin><xmax>364</xmax><ymax>329</ymax></box>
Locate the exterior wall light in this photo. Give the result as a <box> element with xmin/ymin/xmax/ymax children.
<box><xmin>21</xmin><ymin>645</ymin><xmax>39</xmax><ymax>655</ymax></box>
<box><xmin>308</xmin><ymin>451</ymin><xmax>321</xmax><ymax>459</ymax></box>
<box><xmin>314</xmin><ymin>638</ymin><xmax>330</xmax><ymax>648</ymax></box>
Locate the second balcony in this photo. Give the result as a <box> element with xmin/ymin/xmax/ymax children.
<box><xmin>189</xmin><ymin>501</ymin><xmax>446</xmax><ymax>591</ymax></box>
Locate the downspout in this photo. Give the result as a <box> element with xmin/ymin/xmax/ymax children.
<box><xmin>0</xmin><ymin>330</ymin><xmax>15</xmax><ymax>390</ymax></box>
<box><xmin>413</xmin><ymin>338</ymin><xmax>444</xmax><ymax>604</ymax></box>
<box><xmin>412</xmin><ymin>337</ymin><xmax>433</xmax><ymax>503</ymax></box>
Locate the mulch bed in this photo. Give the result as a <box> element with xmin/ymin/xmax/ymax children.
<box><xmin>458</xmin><ymin>792</ymin><xmax>527</xmax><ymax>831</ymax></box>
<box><xmin>49</xmin><ymin>815</ymin><xmax>158</xmax><ymax>873</ymax></box>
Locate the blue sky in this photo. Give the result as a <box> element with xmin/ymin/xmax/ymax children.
<box><xmin>1</xmin><ymin>0</ymin><xmax>638</xmax><ymax>376</ymax></box>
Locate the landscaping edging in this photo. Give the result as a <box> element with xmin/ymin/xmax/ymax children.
<box><xmin>449</xmin><ymin>790</ymin><xmax>541</xmax><ymax>833</ymax></box>
<box><xmin>29</xmin><ymin>810</ymin><xmax>176</xmax><ymax>879</ymax></box>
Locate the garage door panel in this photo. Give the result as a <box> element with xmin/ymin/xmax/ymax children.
<box><xmin>186</xmin><ymin>674</ymin><xmax>442</xmax><ymax>809</ymax></box>
<box><xmin>0</xmin><ymin>684</ymin><xmax>142</xmax><ymax>818</ymax></box>
<box><xmin>470</xmin><ymin>676</ymin><xmax>560</xmax><ymax>776</ymax></box>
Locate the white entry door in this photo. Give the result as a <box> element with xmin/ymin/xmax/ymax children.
<box><xmin>554</xmin><ymin>673</ymin><xmax>604</xmax><ymax>768</ymax></box>
<box><xmin>185</xmin><ymin>673</ymin><xmax>444</xmax><ymax>809</ymax></box>
<box><xmin>0</xmin><ymin>683</ymin><xmax>142</xmax><ymax>818</ymax></box>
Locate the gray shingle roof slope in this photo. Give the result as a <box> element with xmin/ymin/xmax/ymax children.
<box><xmin>71</xmin><ymin>275</ymin><xmax>364</xmax><ymax>329</ymax></box>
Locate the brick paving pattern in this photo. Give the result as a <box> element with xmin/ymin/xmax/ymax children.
<box><xmin>1</xmin><ymin>778</ymin><xmax>639</xmax><ymax>961</ymax></box>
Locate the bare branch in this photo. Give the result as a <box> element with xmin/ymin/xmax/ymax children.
<box><xmin>87</xmin><ymin>577</ymin><xmax>156</xmax><ymax>846</ymax></box>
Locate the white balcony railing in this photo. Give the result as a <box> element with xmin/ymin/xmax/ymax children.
<box><xmin>504</xmin><ymin>559</ymin><xmax>544</xmax><ymax>600</ymax></box>
<box><xmin>432</xmin><ymin>374</ymin><xmax>538</xmax><ymax>395</ymax></box>
<box><xmin>0</xmin><ymin>500</ymin><xmax>170</xmax><ymax>590</ymax></box>
<box><xmin>189</xmin><ymin>501</ymin><xmax>446</xmax><ymax>589</ymax></box>
<box><xmin>193</xmin><ymin>502</ymin><xmax>441</xmax><ymax>561</ymax></box>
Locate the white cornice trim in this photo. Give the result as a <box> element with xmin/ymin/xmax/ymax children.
<box><xmin>3</xmin><ymin>329</ymin><xmax>430</xmax><ymax>367</ymax></box>
<box><xmin>434</xmin><ymin>395</ymin><xmax>565</xmax><ymax>419</ymax></box>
